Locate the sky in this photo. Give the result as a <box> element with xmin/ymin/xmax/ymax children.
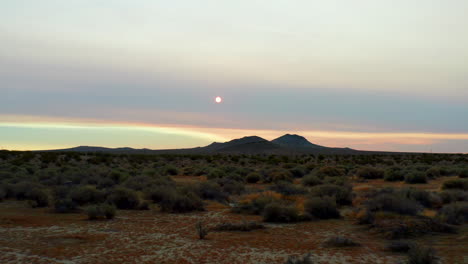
<box><xmin>1</xmin><ymin>0</ymin><xmax>468</xmax><ymax>153</ymax></box>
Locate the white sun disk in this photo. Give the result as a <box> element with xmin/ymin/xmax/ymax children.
<box><xmin>215</xmin><ymin>96</ymin><xmax>222</xmax><ymax>103</ymax></box>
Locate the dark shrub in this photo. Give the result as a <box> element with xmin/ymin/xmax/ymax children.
<box><xmin>439</xmin><ymin>190</ymin><xmax>468</xmax><ymax>204</ymax></box>
<box><xmin>196</xmin><ymin>181</ymin><xmax>228</xmax><ymax>202</ymax></box>
<box><xmin>107</xmin><ymin>187</ymin><xmax>140</xmax><ymax>209</ymax></box>
<box><xmin>217</xmin><ymin>178</ymin><xmax>245</xmax><ymax>195</ymax></box>
<box><xmin>315</xmin><ymin>166</ymin><xmax>345</xmax><ymax>178</ymax></box>
<box><xmin>284</xmin><ymin>253</ymin><xmax>314</xmax><ymax>264</ymax></box>
<box><xmin>309</xmin><ymin>184</ymin><xmax>353</xmax><ymax>205</ymax></box>
<box><xmin>262</xmin><ymin>202</ymin><xmax>300</xmax><ymax>223</ymax></box>
<box><xmin>405</xmin><ymin>172</ymin><xmax>427</xmax><ymax>184</ymax></box>
<box><xmin>425</xmin><ymin>167</ymin><xmax>441</xmax><ymax>179</ymax></box>
<box><xmin>290</xmin><ymin>166</ymin><xmax>307</xmax><ymax>178</ymax></box>
<box><xmin>97</xmin><ymin>177</ymin><xmax>116</xmax><ymax>189</ymax></box>
<box><xmin>367</xmin><ymin>193</ymin><xmax>423</xmax><ymax>215</ymax></box>
<box><xmin>323</xmin><ymin>236</ymin><xmax>360</xmax><ymax>247</ymax></box>
<box><xmin>163</xmin><ymin>165</ymin><xmax>179</xmax><ymax>176</ymax></box>
<box><xmin>146</xmin><ymin>186</ymin><xmax>177</xmax><ymax>203</ymax></box>
<box><xmin>269</xmin><ymin>169</ymin><xmax>294</xmax><ymax>183</ymax></box>
<box><xmin>195</xmin><ymin>221</ymin><xmax>208</xmax><ymax>239</ymax></box>
<box><xmin>407</xmin><ymin>245</ymin><xmax>438</xmax><ymax>264</ymax></box>
<box><xmin>270</xmin><ymin>182</ymin><xmax>307</xmax><ymax>196</ymax></box>
<box><xmin>356</xmin><ymin>167</ymin><xmax>385</xmax><ymax>179</ymax></box>
<box><xmin>12</xmin><ymin>182</ymin><xmax>43</xmax><ymax>200</ymax></box>
<box><xmin>0</xmin><ymin>188</ymin><xmax>5</xmax><ymax>202</ymax></box>
<box><xmin>437</xmin><ymin>202</ymin><xmax>468</xmax><ymax>225</ymax></box>
<box><xmin>86</xmin><ymin>204</ymin><xmax>116</xmax><ymax>220</ymax></box>
<box><xmin>159</xmin><ymin>191</ymin><xmax>204</xmax><ymax>213</ymax></box>
<box><xmin>442</xmin><ymin>179</ymin><xmax>468</xmax><ymax>190</ymax></box>
<box><xmin>212</xmin><ymin>221</ymin><xmax>265</xmax><ymax>232</ymax></box>
<box><xmin>54</xmin><ymin>198</ymin><xmax>78</xmax><ymax>213</ymax></box>
<box><xmin>459</xmin><ymin>169</ymin><xmax>468</xmax><ymax>178</ymax></box>
<box><xmin>232</xmin><ymin>192</ymin><xmax>282</xmax><ymax>215</ymax></box>
<box><xmin>386</xmin><ymin>240</ymin><xmax>416</xmax><ymax>253</ymax></box>
<box><xmin>304</xmin><ymin>196</ymin><xmax>340</xmax><ymax>219</ymax></box>
<box><xmin>384</xmin><ymin>167</ymin><xmax>405</xmax><ymax>181</ymax></box>
<box><xmin>70</xmin><ymin>186</ymin><xmax>105</xmax><ymax>205</ymax></box>
<box><xmin>246</xmin><ymin>172</ymin><xmax>261</xmax><ymax>183</ymax></box>
<box><xmin>26</xmin><ymin>188</ymin><xmax>49</xmax><ymax>208</ymax></box>
<box><xmin>207</xmin><ymin>169</ymin><xmax>226</xmax><ymax>180</ymax></box>
<box><xmin>400</xmin><ymin>188</ymin><xmax>440</xmax><ymax>208</ymax></box>
<box><xmin>302</xmin><ymin>174</ymin><xmax>322</xmax><ymax>186</ymax></box>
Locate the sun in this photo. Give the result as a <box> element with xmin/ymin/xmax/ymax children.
<box><xmin>215</xmin><ymin>96</ymin><xmax>222</xmax><ymax>103</ymax></box>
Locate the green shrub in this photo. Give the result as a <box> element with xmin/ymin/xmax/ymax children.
<box><xmin>439</xmin><ymin>190</ymin><xmax>468</xmax><ymax>204</ymax></box>
<box><xmin>86</xmin><ymin>204</ymin><xmax>116</xmax><ymax>220</ymax></box>
<box><xmin>290</xmin><ymin>166</ymin><xmax>307</xmax><ymax>178</ymax></box>
<box><xmin>405</xmin><ymin>172</ymin><xmax>427</xmax><ymax>184</ymax></box>
<box><xmin>196</xmin><ymin>181</ymin><xmax>228</xmax><ymax>202</ymax></box>
<box><xmin>163</xmin><ymin>165</ymin><xmax>179</xmax><ymax>176</ymax></box>
<box><xmin>442</xmin><ymin>179</ymin><xmax>468</xmax><ymax>190</ymax></box>
<box><xmin>304</xmin><ymin>196</ymin><xmax>340</xmax><ymax>219</ymax></box>
<box><xmin>70</xmin><ymin>186</ymin><xmax>105</xmax><ymax>205</ymax></box>
<box><xmin>217</xmin><ymin>178</ymin><xmax>245</xmax><ymax>195</ymax></box>
<box><xmin>384</xmin><ymin>167</ymin><xmax>405</xmax><ymax>181</ymax></box>
<box><xmin>146</xmin><ymin>186</ymin><xmax>177</xmax><ymax>203</ymax></box>
<box><xmin>425</xmin><ymin>167</ymin><xmax>441</xmax><ymax>179</ymax></box>
<box><xmin>232</xmin><ymin>192</ymin><xmax>282</xmax><ymax>215</ymax></box>
<box><xmin>356</xmin><ymin>167</ymin><xmax>385</xmax><ymax>179</ymax></box>
<box><xmin>269</xmin><ymin>169</ymin><xmax>294</xmax><ymax>183</ymax></box>
<box><xmin>270</xmin><ymin>182</ymin><xmax>307</xmax><ymax>196</ymax></box>
<box><xmin>459</xmin><ymin>168</ymin><xmax>468</xmax><ymax>178</ymax></box>
<box><xmin>367</xmin><ymin>193</ymin><xmax>423</xmax><ymax>215</ymax></box>
<box><xmin>314</xmin><ymin>166</ymin><xmax>345</xmax><ymax>178</ymax></box>
<box><xmin>246</xmin><ymin>172</ymin><xmax>261</xmax><ymax>183</ymax></box>
<box><xmin>207</xmin><ymin>169</ymin><xmax>226</xmax><ymax>180</ymax></box>
<box><xmin>302</xmin><ymin>174</ymin><xmax>322</xmax><ymax>186</ymax></box>
<box><xmin>26</xmin><ymin>188</ymin><xmax>49</xmax><ymax>208</ymax></box>
<box><xmin>159</xmin><ymin>191</ymin><xmax>204</xmax><ymax>213</ymax></box>
<box><xmin>309</xmin><ymin>184</ymin><xmax>353</xmax><ymax>205</ymax></box>
<box><xmin>400</xmin><ymin>188</ymin><xmax>440</xmax><ymax>208</ymax></box>
<box><xmin>407</xmin><ymin>245</ymin><xmax>438</xmax><ymax>264</ymax></box>
<box><xmin>54</xmin><ymin>198</ymin><xmax>78</xmax><ymax>213</ymax></box>
<box><xmin>437</xmin><ymin>202</ymin><xmax>468</xmax><ymax>225</ymax></box>
<box><xmin>107</xmin><ymin>187</ymin><xmax>141</xmax><ymax>209</ymax></box>
<box><xmin>262</xmin><ymin>202</ymin><xmax>300</xmax><ymax>223</ymax></box>
<box><xmin>0</xmin><ymin>188</ymin><xmax>6</xmax><ymax>202</ymax></box>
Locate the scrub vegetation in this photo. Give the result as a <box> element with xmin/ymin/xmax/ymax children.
<box><xmin>0</xmin><ymin>150</ymin><xmax>467</xmax><ymax>263</ymax></box>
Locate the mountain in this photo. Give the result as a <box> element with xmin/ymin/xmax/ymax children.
<box><xmin>272</xmin><ymin>134</ymin><xmax>324</xmax><ymax>148</ymax></box>
<box><xmin>43</xmin><ymin>134</ymin><xmax>379</xmax><ymax>155</ymax></box>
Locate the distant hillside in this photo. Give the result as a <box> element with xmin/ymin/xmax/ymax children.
<box><xmin>44</xmin><ymin>134</ymin><xmax>385</xmax><ymax>155</ymax></box>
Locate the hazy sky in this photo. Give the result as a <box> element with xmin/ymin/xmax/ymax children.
<box><xmin>1</xmin><ymin>1</ymin><xmax>468</xmax><ymax>152</ymax></box>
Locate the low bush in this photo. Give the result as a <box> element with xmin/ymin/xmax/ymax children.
<box><xmin>437</xmin><ymin>202</ymin><xmax>468</xmax><ymax>225</ymax></box>
<box><xmin>384</xmin><ymin>167</ymin><xmax>405</xmax><ymax>181</ymax></box>
<box><xmin>405</xmin><ymin>172</ymin><xmax>427</xmax><ymax>184</ymax></box>
<box><xmin>356</xmin><ymin>167</ymin><xmax>385</xmax><ymax>179</ymax></box>
<box><xmin>407</xmin><ymin>245</ymin><xmax>438</xmax><ymax>264</ymax></box>
<box><xmin>145</xmin><ymin>186</ymin><xmax>177</xmax><ymax>203</ymax></box>
<box><xmin>269</xmin><ymin>169</ymin><xmax>294</xmax><ymax>183</ymax></box>
<box><xmin>54</xmin><ymin>198</ymin><xmax>78</xmax><ymax>213</ymax></box>
<box><xmin>301</xmin><ymin>174</ymin><xmax>322</xmax><ymax>186</ymax></box>
<box><xmin>270</xmin><ymin>182</ymin><xmax>307</xmax><ymax>196</ymax></box>
<box><xmin>163</xmin><ymin>165</ymin><xmax>179</xmax><ymax>176</ymax></box>
<box><xmin>385</xmin><ymin>240</ymin><xmax>415</xmax><ymax>253</ymax></box>
<box><xmin>323</xmin><ymin>236</ymin><xmax>360</xmax><ymax>247</ymax></box>
<box><xmin>284</xmin><ymin>253</ymin><xmax>314</xmax><ymax>264</ymax></box>
<box><xmin>70</xmin><ymin>186</ymin><xmax>105</xmax><ymax>206</ymax></box>
<box><xmin>314</xmin><ymin>166</ymin><xmax>345</xmax><ymax>178</ymax></box>
<box><xmin>400</xmin><ymin>188</ymin><xmax>441</xmax><ymax>208</ymax></box>
<box><xmin>86</xmin><ymin>204</ymin><xmax>116</xmax><ymax>220</ymax></box>
<box><xmin>195</xmin><ymin>221</ymin><xmax>208</xmax><ymax>239</ymax></box>
<box><xmin>304</xmin><ymin>196</ymin><xmax>340</xmax><ymax>219</ymax></box>
<box><xmin>246</xmin><ymin>172</ymin><xmax>261</xmax><ymax>183</ymax></box>
<box><xmin>309</xmin><ymin>184</ymin><xmax>353</xmax><ymax>205</ymax></box>
<box><xmin>262</xmin><ymin>202</ymin><xmax>300</xmax><ymax>223</ymax></box>
<box><xmin>459</xmin><ymin>168</ymin><xmax>468</xmax><ymax>178</ymax></box>
<box><xmin>0</xmin><ymin>187</ymin><xmax>5</xmax><ymax>202</ymax></box>
<box><xmin>442</xmin><ymin>179</ymin><xmax>468</xmax><ymax>191</ymax></box>
<box><xmin>159</xmin><ymin>191</ymin><xmax>204</xmax><ymax>213</ymax></box>
<box><xmin>217</xmin><ymin>178</ymin><xmax>245</xmax><ymax>195</ymax></box>
<box><xmin>425</xmin><ymin>167</ymin><xmax>441</xmax><ymax>179</ymax></box>
<box><xmin>107</xmin><ymin>187</ymin><xmax>141</xmax><ymax>210</ymax></box>
<box><xmin>211</xmin><ymin>221</ymin><xmax>265</xmax><ymax>232</ymax></box>
<box><xmin>196</xmin><ymin>181</ymin><xmax>228</xmax><ymax>202</ymax></box>
<box><xmin>367</xmin><ymin>193</ymin><xmax>423</xmax><ymax>215</ymax></box>
<box><xmin>26</xmin><ymin>188</ymin><xmax>49</xmax><ymax>208</ymax></box>
<box><xmin>232</xmin><ymin>191</ymin><xmax>283</xmax><ymax>215</ymax></box>
<box><xmin>439</xmin><ymin>190</ymin><xmax>468</xmax><ymax>204</ymax></box>
<box><xmin>290</xmin><ymin>166</ymin><xmax>307</xmax><ymax>178</ymax></box>
<box><xmin>207</xmin><ymin>169</ymin><xmax>226</xmax><ymax>180</ymax></box>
